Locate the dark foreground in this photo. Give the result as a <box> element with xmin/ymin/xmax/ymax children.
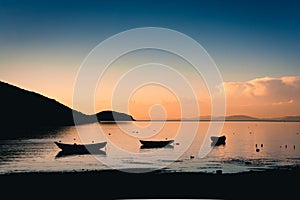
<box><xmin>1</xmin><ymin>167</ymin><xmax>299</xmax><ymax>200</ymax></box>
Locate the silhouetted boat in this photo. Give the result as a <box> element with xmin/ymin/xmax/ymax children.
<box><xmin>54</xmin><ymin>141</ymin><xmax>107</xmax><ymax>154</ymax></box>
<box><xmin>139</xmin><ymin>140</ymin><xmax>174</xmax><ymax>148</ymax></box>
<box><xmin>210</xmin><ymin>135</ymin><xmax>226</xmax><ymax>146</ymax></box>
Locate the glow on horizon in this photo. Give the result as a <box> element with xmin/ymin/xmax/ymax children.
<box><xmin>86</xmin><ymin>48</ymin><xmax>211</xmax><ymax>119</ymax></box>
<box><xmin>1</xmin><ymin>74</ymin><xmax>300</xmax><ymax>119</ymax></box>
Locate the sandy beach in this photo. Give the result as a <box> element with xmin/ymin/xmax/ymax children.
<box><xmin>1</xmin><ymin>167</ymin><xmax>299</xmax><ymax>200</ymax></box>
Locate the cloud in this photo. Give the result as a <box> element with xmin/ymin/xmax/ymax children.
<box><xmin>224</xmin><ymin>76</ymin><xmax>300</xmax><ymax>99</ymax></box>
<box><xmin>272</xmin><ymin>99</ymin><xmax>294</xmax><ymax>106</ymax></box>
<box><xmin>223</xmin><ymin>76</ymin><xmax>300</xmax><ymax>117</ymax></box>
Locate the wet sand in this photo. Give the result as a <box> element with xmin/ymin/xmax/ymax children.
<box><xmin>1</xmin><ymin>167</ymin><xmax>299</xmax><ymax>199</ymax></box>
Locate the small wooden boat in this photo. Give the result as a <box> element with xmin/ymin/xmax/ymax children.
<box><xmin>210</xmin><ymin>135</ymin><xmax>226</xmax><ymax>146</ymax></box>
<box><xmin>139</xmin><ymin>139</ymin><xmax>174</xmax><ymax>149</ymax></box>
<box><xmin>54</xmin><ymin>141</ymin><xmax>107</xmax><ymax>154</ymax></box>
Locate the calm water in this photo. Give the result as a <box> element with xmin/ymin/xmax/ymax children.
<box><xmin>0</xmin><ymin>122</ymin><xmax>299</xmax><ymax>174</ymax></box>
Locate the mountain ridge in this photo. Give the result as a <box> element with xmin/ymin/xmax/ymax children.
<box><xmin>0</xmin><ymin>81</ymin><xmax>134</xmax><ymax>139</ymax></box>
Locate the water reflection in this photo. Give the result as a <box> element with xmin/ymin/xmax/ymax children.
<box><xmin>0</xmin><ymin>122</ymin><xmax>299</xmax><ymax>174</ymax></box>
<box><xmin>140</xmin><ymin>144</ymin><xmax>174</xmax><ymax>149</ymax></box>
<box><xmin>55</xmin><ymin>149</ymin><xmax>106</xmax><ymax>158</ymax></box>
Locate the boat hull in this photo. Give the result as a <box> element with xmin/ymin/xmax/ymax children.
<box><xmin>54</xmin><ymin>141</ymin><xmax>107</xmax><ymax>154</ymax></box>
<box><xmin>139</xmin><ymin>140</ymin><xmax>174</xmax><ymax>149</ymax></box>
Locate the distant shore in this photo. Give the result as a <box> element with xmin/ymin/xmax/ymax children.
<box><xmin>136</xmin><ymin>119</ymin><xmax>300</xmax><ymax>122</ymax></box>
<box><xmin>1</xmin><ymin>166</ymin><xmax>299</xmax><ymax>199</ymax></box>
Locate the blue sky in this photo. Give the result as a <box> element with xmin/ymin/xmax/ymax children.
<box><xmin>1</xmin><ymin>0</ymin><xmax>299</xmax><ymax>80</ymax></box>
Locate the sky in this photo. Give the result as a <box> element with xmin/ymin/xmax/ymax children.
<box><xmin>0</xmin><ymin>0</ymin><xmax>299</xmax><ymax>119</ymax></box>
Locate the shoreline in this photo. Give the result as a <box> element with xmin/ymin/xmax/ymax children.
<box><xmin>1</xmin><ymin>166</ymin><xmax>299</xmax><ymax>199</ymax></box>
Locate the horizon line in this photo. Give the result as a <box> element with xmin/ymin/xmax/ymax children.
<box><xmin>1</xmin><ymin>80</ymin><xmax>300</xmax><ymax>120</ymax></box>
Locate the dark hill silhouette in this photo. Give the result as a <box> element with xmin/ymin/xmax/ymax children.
<box><xmin>0</xmin><ymin>81</ymin><xmax>135</xmax><ymax>139</ymax></box>
<box><xmin>181</xmin><ymin>115</ymin><xmax>300</xmax><ymax>122</ymax></box>
<box><xmin>224</xmin><ymin>115</ymin><xmax>259</xmax><ymax>121</ymax></box>
<box><xmin>223</xmin><ymin>115</ymin><xmax>300</xmax><ymax>122</ymax></box>
<box><xmin>96</xmin><ymin>110</ymin><xmax>135</xmax><ymax>122</ymax></box>
<box><xmin>182</xmin><ymin>115</ymin><xmax>259</xmax><ymax>121</ymax></box>
<box><xmin>269</xmin><ymin>116</ymin><xmax>300</xmax><ymax>122</ymax></box>
<box><xmin>0</xmin><ymin>81</ymin><xmax>91</xmax><ymax>139</ymax></box>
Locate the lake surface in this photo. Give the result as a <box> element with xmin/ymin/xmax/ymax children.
<box><xmin>0</xmin><ymin>121</ymin><xmax>299</xmax><ymax>174</ymax></box>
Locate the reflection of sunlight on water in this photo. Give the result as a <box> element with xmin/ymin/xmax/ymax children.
<box><xmin>0</xmin><ymin>122</ymin><xmax>299</xmax><ymax>174</ymax></box>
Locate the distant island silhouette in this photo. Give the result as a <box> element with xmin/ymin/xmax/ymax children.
<box><xmin>181</xmin><ymin>115</ymin><xmax>300</xmax><ymax>122</ymax></box>
<box><xmin>0</xmin><ymin>80</ymin><xmax>299</xmax><ymax>139</ymax></box>
<box><xmin>96</xmin><ymin>110</ymin><xmax>135</xmax><ymax>122</ymax></box>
